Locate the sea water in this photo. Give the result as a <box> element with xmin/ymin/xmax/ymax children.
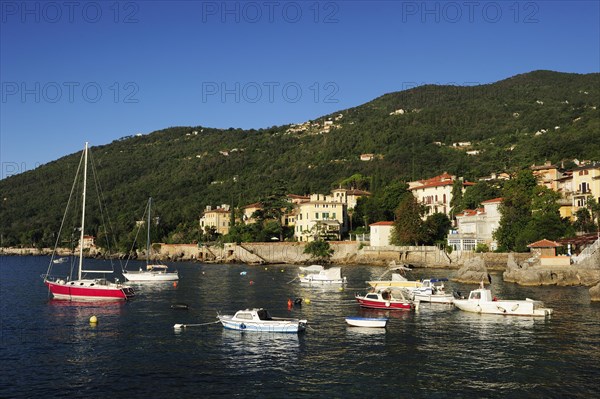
<box><xmin>1</xmin><ymin>256</ymin><xmax>599</xmax><ymax>398</ymax></box>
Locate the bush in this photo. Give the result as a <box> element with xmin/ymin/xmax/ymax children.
<box><xmin>474</xmin><ymin>243</ymin><xmax>490</xmax><ymax>253</ymax></box>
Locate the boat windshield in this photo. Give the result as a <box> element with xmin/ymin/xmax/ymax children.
<box><xmin>257</xmin><ymin>309</ymin><xmax>272</xmax><ymax>320</ymax></box>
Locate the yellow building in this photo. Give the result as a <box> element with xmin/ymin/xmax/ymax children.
<box><xmin>199</xmin><ymin>205</ymin><xmax>231</xmax><ymax>235</ymax></box>
<box><xmin>530</xmin><ymin>161</ymin><xmax>562</xmax><ymax>191</ymax></box>
<box><xmin>572</xmin><ymin>162</ymin><xmax>600</xmax><ymax>210</ymax></box>
<box><xmin>293</xmin><ymin>193</ymin><xmax>346</xmax><ymax>242</ymax></box>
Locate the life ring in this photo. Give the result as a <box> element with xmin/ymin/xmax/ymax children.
<box><xmin>240</xmin><ymin>323</ymin><xmax>246</xmax><ymax>330</ymax></box>
<box><xmin>385</xmin><ymin>301</ymin><xmax>391</xmax><ymax>307</ymax></box>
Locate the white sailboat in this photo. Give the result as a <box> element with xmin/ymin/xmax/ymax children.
<box><xmin>43</xmin><ymin>142</ymin><xmax>135</xmax><ymax>301</ymax></box>
<box><xmin>123</xmin><ymin>197</ymin><xmax>179</xmax><ymax>282</ymax></box>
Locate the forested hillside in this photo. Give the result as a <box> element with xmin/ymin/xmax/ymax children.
<box><xmin>1</xmin><ymin>70</ymin><xmax>598</xmax><ymax>247</ymax></box>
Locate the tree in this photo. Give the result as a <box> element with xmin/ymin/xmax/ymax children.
<box><xmin>303</xmin><ymin>239</ymin><xmax>334</xmax><ymax>263</ymax></box>
<box><xmin>391</xmin><ymin>195</ymin><xmax>424</xmax><ymax>245</ymax></box>
<box><xmin>494</xmin><ymin>170</ymin><xmax>537</xmax><ymax>251</ymax></box>
<box><xmin>460</xmin><ymin>180</ymin><xmax>503</xmax><ymax>210</ymax></box>
<box><xmin>574</xmin><ymin>208</ymin><xmax>596</xmax><ymax>233</ymax></box>
<box><xmin>586</xmin><ymin>197</ymin><xmax>600</xmax><ymax>234</ymax></box>
<box><xmin>449</xmin><ymin>179</ymin><xmax>464</xmax><ymax>219</ymax></box>
<box><xmin>252</xmin><ymin>183</ymin><xmax>293</xmax><ymax>241</ymax></box>
<box><xmin>422</xmin><ymin>213</ymin><xmax>452</xmax><ymax>245</ymax></box>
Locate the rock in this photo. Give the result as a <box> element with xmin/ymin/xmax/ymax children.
<box><xmin>452</xmin><ymin>256</ymin><xmax>490</xmax><ymax>284</ymax></box>
<box><xmin>590</xmin><ymin>283</ymin><xmax>600</xmax><ymax>302</ymax></box>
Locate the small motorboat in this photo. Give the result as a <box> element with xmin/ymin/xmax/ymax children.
<box><xmin>355</xmin><ymin>289</ymin><xmax>413</xmax><ymax>310</ymax></box>
<box><xmin>453</xmin><ymin>283</ymin><xmax>553</xmax><ymax>317</ymax></box>
<box><xmin>299</xmin><ymin>265</ymin><xmax>347</xmax><ymax>285</ymax></box>
<box><xmin>345</xmin><ymin>317</ymin><xmax>388</xmax><ymax>328</ymax></box>
<box><xmin>218</xmin><ymin>308</ymin><xmax>307</xmax><ymax>333</ymax></box>
<box><xmin>411</xmin><ymin>278</ymin><xmax>454</xmax><ymax>304</ymax></box>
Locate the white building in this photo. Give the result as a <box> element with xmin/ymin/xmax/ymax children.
<box><xmin>369</xmin><ymin>221</ymin><xmax>394</xmax><ymax>247</ymax></box>
<box><xmin>447</xmin><ymin>198</ymin><xmax>502</xmax><ymax>251</ymax></box>
<box><xmin>409</xmin><ymin>172</ymin><xmax>475</xmax><ymax>218</ymax></box>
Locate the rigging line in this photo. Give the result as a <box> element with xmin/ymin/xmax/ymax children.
<box><xmin>123</xmin><ymin>200</ymin><xmax>149</xmax><ymax>271</ymax></box>
<box><xmin>46</xmin><ymin>149</ymin><xmax>85</xmax><ymax>278</ymax></box>
<box><xmin>88</xmin><ymin>148</ymin><xmax>121</xmax><ymax>272</ymax></box>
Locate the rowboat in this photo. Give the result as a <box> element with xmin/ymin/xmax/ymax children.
<box><xmin>345</xmin><ymin>317</ymin><xmax>388</xmax><ymax>328</ymax></box>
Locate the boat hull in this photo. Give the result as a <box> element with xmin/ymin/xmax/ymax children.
<box><xmin>356</xmin><ymin>297</ymin><xmax>413</xmax><ymax>310</ymax></box>
<box><xmin>367</xmin><ymin>280</ymin><xmax>423</xmax><ymax>289</ymax></box>
<box><xmin>413</xmin><ymin>293</ymin><xmax>454</xmax><ymax>304</ymax></box>
<box><xmin>345</xmin><ymin>317</ymin><xmax>388</xmax><ymax>328</ymax></box>
<box><xmin>299</xmin><ymin>277</ymin><xmax>346</xmax><ymax>285</ymax></box>
<box><xmin>124</xmin><ymin>271</ymin><xmax>179</xmax><ymax>282</ymax></box>
<box><xmin>453</xmin><ymin>299</ymin><xmax>553</xmax><ymax>317</ymax></box>
<box><xmin>218</xmin><ymin>316</ymin><xmax>306</xmax><ymax>333</ymax></box>
<box><xmin>45</xmin><ymin>279</ymin><xmax>134</xmax><ymax>301</ymax></box>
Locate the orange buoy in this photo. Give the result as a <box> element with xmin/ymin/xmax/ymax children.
<box><xmin>173</xmin><ymin>281</ymin><xmax>178</xmax><ymax>287</ymax></box>
<box><xmin>287</xmin><ymin>298</ymin><xmax>293</xmax><ymax>309</ymax></box>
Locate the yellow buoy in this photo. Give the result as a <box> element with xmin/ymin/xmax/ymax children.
<box><xmin>89</xmin><ymin>315</ymin><xmax>98</xmax><ymax>324</ymax></box>
<box><xmin>304</xmin><ymin>298</ymin><xmax>311</xmax><ymax>305</ymax></box>
<box><xmin>338</xmin><ymin>287</ymin><xmax>344</xmax><ymax>291</ymax></box>
<box><xmin>280</xmin><ymin>269</ymin><xmax>284</xmax><ymax>273</ymax></box>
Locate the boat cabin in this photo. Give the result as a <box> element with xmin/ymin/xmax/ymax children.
<box><xmin>234</xmin><ymin>308</ymin><xmax>273</xmax><ymax>321</ymax></box>
<box><xmin>468</xmin><ymin>289</ymin><xmax>493</xmax><ymax>302</ymax></box>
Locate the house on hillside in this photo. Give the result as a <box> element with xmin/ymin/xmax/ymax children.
<box><xmin>293</xmin><ymin>193</ymin><xmax>346</xmax><ymax>242</ymax></box>
<box><xmin>530</xmin><ymin>161</ymin><xmax>563</xmax><ymax>191</ymax></box>
<box><xmin>331</xmin><ymin>187</ymin><xmax>371</xmax><ymax>210</ymax></box>
<box><xmin>409</xmin><ymin>172</ymin><xmax>475</xmax><ymax>218</ymax></box>
<box><xmin>199</xmin><ymin>205</ymin><xmax>231</xmax><ymax>235</ymax></box>
<box><xmin>572</xmin><ymin>162</ymin><xmax>600</xmax><ymax>210</ymax></box>
<box><xmin>369</xmin><ymin>221</ymin><xmax>394</xmax><ymax>247</ymax></box>
<box><xmin>447</xmin><ymin>198</ymin><xmax>502</xmax><ymax>251</ymax></box>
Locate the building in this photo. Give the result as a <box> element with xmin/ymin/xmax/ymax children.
<box><xmin>241</xmin><ymin>202</ymin><xmax>262</xmax><ymax>224</ymax></box>
<box><xmin>572</xmin><ymin>162</ymin><xmax>600</xmax><ymax>210</ymax></box>
<box><xmin>530</xmin><ymin>161</ymin><xmax>563</xmax><ymax>191</ymax></box>
<box><xmin>369</xmin><ymin>221</ymin><xmax>394</xmax><ymax>247</ymax></box>
<box><xmin>293</xmin><ymin>193</ymin><xmax>346</xmax><ymax>242</ymax></box>
<box><xmin>527</xmin><ymin>239</ymin><xmax>570</xmax><ymax>267</ymax></box>
<box><xmin>408</xmin><ymin>172</ymin><xmax>475</xmax><ymax>218</ymax></box>
<box><xmin>330</xmin><ymin>188</ymin><xmax>371</xmax><ymax>210</ymax></box>
<box><xmin>77</xmin><ymin>235</ymin><xmax>96</xmax><ymax>250</ymax></box>
<box><xmin>199</xmin><ymin>204</ymin><xmax>231</xmax><ymax>235</ymax></box>
<box><xmin>447</xmin><ymin>198</ymin><xmax>502</xmax><ymax>251</ymax></box>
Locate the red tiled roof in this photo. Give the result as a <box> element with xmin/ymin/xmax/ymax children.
<box><xmin>370</xmin><ymin>221</ymin><xmax>394</xmax><ymax>226</ymax></box>
<box><xmin>481</xmin><ymin>197</ymin><xmax>503</xmax><ymax>204</ymax></box>
<box><xmin>527</xmin><ymin>239</ymin><xmax>562</xmax><ymax>248</ymax></box>
<box><xmin>456</xmin><ymin>208</ymin><xmax>484</xmax><ymax>217</ymax></box>
<box><xmin>242</xmin><ymin>202</ymin><xmax>262</xmax><ymax>209</ymax></box>
<box><xmin>346</xmin><ymin>189</ymin><xmax>371</xmax><ymax>196</ymax></box>
<box><xmin>410</xmin><ymin>180</ymin><xmax>474</xmax><ymax>190</ymax></box>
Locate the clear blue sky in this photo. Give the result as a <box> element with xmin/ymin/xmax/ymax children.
<box><xmin>1</xmin><ymin>1</ymin><xmax>599</xmax><ymax>177</ymax></box>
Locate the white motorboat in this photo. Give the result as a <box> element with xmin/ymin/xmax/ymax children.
<box><xmin>299</xmin><ymin>265</ymin><xmax>346</xmax><ymax>285</ymax></box>
<box><xmin>411</xmin><ymin>278</ymin><xmax>454</xmax><ymax>304</ymax></box>
<box><xmin>453</xmin><ymin>283</ymin><xmax>553</xmax><ymax>317</ymax></box>
<box><xmin>345</xmin><ymin>317</ymin><xmax>388</xmax><ymax>328</ymax></box>
<box><xmin>218</xmin><ymin>308</ymin><xmax>308</xmax><ymax>333</ymax></box>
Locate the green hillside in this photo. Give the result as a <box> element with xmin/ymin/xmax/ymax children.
<box><xmin>1</xmin><ymin>70</ymin><xmax>599</xmax><ymax>248</ymax></box>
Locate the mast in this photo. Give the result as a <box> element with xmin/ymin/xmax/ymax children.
<box><xmin>78</xmin><ymin>142</ymin><xmax>88</xmax><ymax>280</ymax></box>
<box><xmin>147</xmin><ymin>197</ymin><xmax>152</xmax><ymax>266</ymax></box>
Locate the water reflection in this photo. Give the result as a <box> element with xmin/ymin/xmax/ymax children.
<box><xmin>220</xmin><ymin>328</ymin><xmax>302</xmax><ymax>371</ymax></box>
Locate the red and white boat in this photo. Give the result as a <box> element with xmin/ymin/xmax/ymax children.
<box><xmin>43</xmin><ymin>143</ymin><xmax>134</xmax><ymax>302</ymax></box>
<box><xmin>355</xmin><ymin>289</ymin><xmax>413</xmax><ymax>310</ymax></box>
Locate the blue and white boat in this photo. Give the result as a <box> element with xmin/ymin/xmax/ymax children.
<box><xmin>218</xmin><ymin>308</ymin><xmax>307</xmax><ymax>333</ymax></box>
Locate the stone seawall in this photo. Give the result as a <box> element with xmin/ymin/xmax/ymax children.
<box><xmin>0</xmin><ymin>244</ymin><xmax>537</xmax><ymax>271</ymax></box>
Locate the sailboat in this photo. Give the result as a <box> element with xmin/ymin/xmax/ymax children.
<box><xmin>43</xmin><ymin>143</ymin><xmax>135</xmax><ymax>301</ymax></box>
<box><xmin>123</xmin><ymin>197</ymin><xmax>179</xmax><ymax>282</ymax></box>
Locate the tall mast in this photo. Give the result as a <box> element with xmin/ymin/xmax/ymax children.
<box><xmin>147</xmin><ymin>197</ymin><xmax>152</xmax><ymax>266</ymax></box>
<box><xmin>78</xmin><ymin>142</ymin><xmax>88</xmax><ymax>280</ymax></box>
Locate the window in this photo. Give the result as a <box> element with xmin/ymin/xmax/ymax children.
<box><xmin>315</xmin><ymin>213</ymin><xmax>319</xmax><ymax>219</ymax></box>
<box><xmin>332</xmin><ymin>212</ymin><xmax>336</xmax><ymax>219</ymax></box>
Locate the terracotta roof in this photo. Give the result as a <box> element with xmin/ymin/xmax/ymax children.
<box><xmin>527</xmin><ymin>239</ymin><xmax>562</xmax><ymax>248</ymax></box>
<box><xmin>346</xmin><ymin>189</ymin><xmax>371</xmax><ymax>196</ymax></box>
<box><xmin>242</xmin><ymin>202</ymin><xmax>262</xmax><ymax>209</ymax></box>
<box><xmin>409</xmin><ymin>180</ymin><xmax>474</xmax><ymax>190</ymax></box>
<box><xmin>287</xmin><ymin>194</ymin><xmax>309</xmax><ymax>199</ymax></box>
<box><xmin>481</xmin><ymin>197</ymin><xmax>503</xmax><ymax>204</ymax></box>
<box><xmin>370</xmin><ymin>221</ymin><xmax>394</xmax><ymax>226</ymax></box>
<box><xmin>456</xmin><ymin>208</ymin><xmax>484</xmax><ymax>217</ymax></box>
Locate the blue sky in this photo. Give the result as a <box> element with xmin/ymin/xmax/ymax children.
<box><xmin>1</xmin><ymin>0</ymin><xmax>599</xmax><ymax>177</ymax></box>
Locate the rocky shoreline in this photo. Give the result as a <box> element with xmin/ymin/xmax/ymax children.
<box><xmin>3</xmin><ymin>244</ymin><xmax>600</xmax><ymax>300</ymax></box>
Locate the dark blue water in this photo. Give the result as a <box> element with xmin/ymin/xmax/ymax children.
<box><xmin>1</xmin><ymin>256</ymin><xmax>599</xmax><ymax>398</ymax></box>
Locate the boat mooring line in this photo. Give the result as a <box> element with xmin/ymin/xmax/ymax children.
<box><xmin>173</xmin><ymin>320</ymin><xmax>221</xmax><ymax>329</ymax></box>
